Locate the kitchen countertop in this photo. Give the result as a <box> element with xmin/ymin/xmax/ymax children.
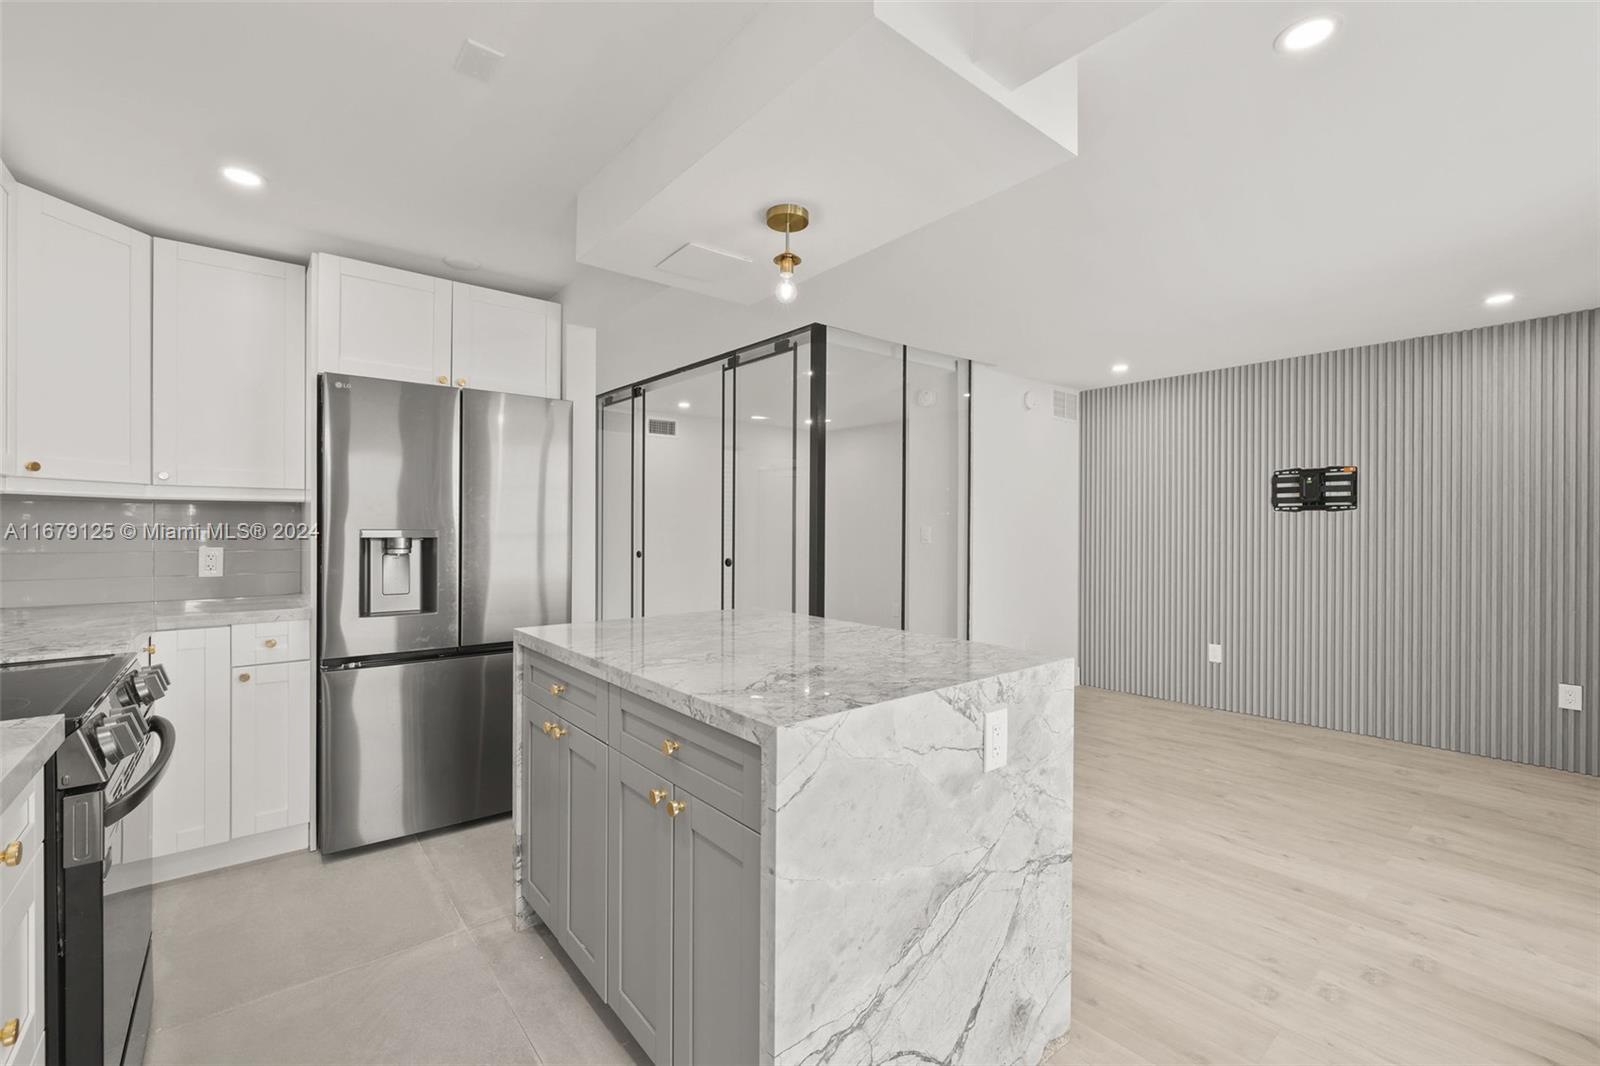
<box><xmin>1</xmin><ymin>715</ymin><xmax>64</xmax><ymax>810</ymax></box>
<box><xmin>514</xmin><ymin>608</ymin><xmax>1059</xmax><ymax>745</ymax></box>
<box><xmin>1</xmin><ymin>594</ymin><xmax>311</xmax><ymax>664</ymax></box>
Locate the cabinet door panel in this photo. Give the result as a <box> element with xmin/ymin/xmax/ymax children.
<box><xmin>556</xmin><ymin>719</ymin><xmax>607</xmax><ymax>996</ymax></box>
<box><xmin>450</xmin><ymin>282</ymin><xmax>560</xmax><ymax>396</ymax></box>
<box><xmin>0</xmin><ymin>838</ymin><xmax>43</xmax><ymax>1066</ymax></box>
<box><xmin>9</xmin><ymin>185</ymin><xmax>150</xmax><ymax>482</ymax></box>
<box><xmin>152</xmin><ymin>240</ymin><xmax>305</xmax><ymax>489</ymax></box>
<box><xmin>231</xmin><ymin>662</ymin><xmax>311</xmax><ymax>838</ymax></box>
<box><xmin>315</xmin><ymin>255</ymin><xmax>450</xmax><ymax>384</ymax></box>
<box><xmin>672</xmin><ymin>795</ymin><xmax>760</xmax><ymax>1066</ymax></box>
<box><xmin>522</xmin><ymin>707</ymin><xmax>563</xmax><ymax>925</ymax></box>
<box><xmin>146</xmin><ymin>627</ymin><xmax>232</xmax><ymax>857</ymax></box>
<box><xmin>607</xmin><ymin>751</ymin><xmax>673</xmax><ymax>1066</ymax></box>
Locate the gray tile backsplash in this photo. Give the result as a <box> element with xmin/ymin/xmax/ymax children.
<box><xmin>0</xmin><ymin>495</ymin><xmax>306</xmax><ymax>607</ymax></box>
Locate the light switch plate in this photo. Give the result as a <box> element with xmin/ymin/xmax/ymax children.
<box><xmin>1207</xmin><ymin>643</ymin><xmax>1223</xmax><ymax>664</ymax></box>
<box><xmin>983</xmin><ymin>709</ymin><xmax>1008</xmax><ymax>772</ymax></box>
<box><xmin>199</xmin><ymin>545</ymin><xmax>224</xmax><ymax>577</ymax></box>
<box><xmin>1558</xmin><ymin>683</ymin><xmax>1583</xmax><ymax>712</ymax></box>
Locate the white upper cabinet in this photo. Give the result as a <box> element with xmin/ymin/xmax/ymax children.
<box><xmin>153</xmin><ymin>240</ymin><xmax>306</xmax><ymax>490</ymax></box>
<box><xmin>7</xmin><ymin>185</ymin><xmax>151</xmax><ymax>483</ymax></box>
<box><xmin>311</xmin><ymin>254</ymin><xmax>451</xmax><ymax>385</ymax></box>
<box><xmin>450</xmin><ymin>282</ymin><xmax>562</xmax><ymax>396</ymax></box>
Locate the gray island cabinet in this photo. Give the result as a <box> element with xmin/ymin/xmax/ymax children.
<box><xmin>512</xmin><ymin>610</ymin><xmax>1074</xmax><ymax>1066</ymax></box>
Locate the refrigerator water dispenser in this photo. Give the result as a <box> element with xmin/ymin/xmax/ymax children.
<box><xmin>359</xmin><ymin>529</ymin><xmax>437</xmax><ymax>616</ymax></box>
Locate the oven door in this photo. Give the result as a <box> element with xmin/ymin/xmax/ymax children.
<box><xmin>100</xmin><ymin>716</ymin><xmax>175</xmax><ymax>1066</ymax></box>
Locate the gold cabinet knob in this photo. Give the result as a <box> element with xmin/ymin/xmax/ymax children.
<box><xmin>0</xmin><ymin>1018</ymin><xmax>17</xmax><ymax>1047</ymax></box>
<box><xmin>659</xmin><ymin>739</ymin><xmax>681</xmax><ymax>757</ymax></box>
<box><xmin>23</xmin><ymin>461</ymin><xmax>40</xmax><ymax>472</ymax></box>
<box><xmin>437</xmin><ymin>375</ymin><xmax>449</xmax><ymax>384</ymax></box>
<box><xmin>548</xmin><ymin>683</ymin><xmax>566</xmax><ymax>697</ymax></box>
<box><xmin>1</xmin><ymin>841</ymin><xmax>20</xmax><ymax>866</ymax></box>
<box><xmin>238</xmin><ymin>672</ymin><xmax>251</xmax><ymax>683</ymax></box>
<box><xmin>666</xmin><ymin>800</ymin><xmax>686</xmax><ymax>818</ymax></box>
<box><xmin>549</xmin><ymin>724</ymin><xmax>568</xmax><ymax>739</ymax></box>
<box><xmin>456</xmin><ymin>377</ymin><xmax>467</xmax><ymax>386</ymax></box>
<box><xmin>647</xmin><ymin>788</ymin><xmax>667</xmax><ymax>807</ymax></box>
<box><xmin>540</xmin><ymin>721</ymin><xmax>555</xmax><ymax>735</ymax></box>
<box><xmin>145</xmin><ymin>645</ymin><xmax>157</xmax><ymax>655</ymax></box>
<box><xmin>264</xmin><ymin>638</ymin><xmax>278</xmax><ymax>648</ymax></box>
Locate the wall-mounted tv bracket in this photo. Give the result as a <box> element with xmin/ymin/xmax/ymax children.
<box><xmin>1272</xmin><ymin>466</ymin><xmax>1358</xmax><ymax>511</ymax></box>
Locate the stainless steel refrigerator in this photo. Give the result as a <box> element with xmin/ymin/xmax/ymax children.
<box><xmin>318</xmin><ymin>373</ymin><xmax>571</xmax><ymax>853</ymax></box>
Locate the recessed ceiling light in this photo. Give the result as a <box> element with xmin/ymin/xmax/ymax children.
<box><xmin>677</xmin><ymin>401</ymin><xmax>691</xmax><ymax>410</ymax></box>
<box><xmin>1483</xmin><ymin>292</ymin><xmax>1516</xmax><ymax>307</ymax></box>
<box><xmin>1274</xmin><ymin>16</ymin><xmax>1338</xmax><ymax>54</ymax></box>
<box><xmin>1111</xmin><ymin>364</ymin><xmax>1130</xmax><ymax>374</ymax></box>
<box><xmin>442</xmin><ymin>255</ymin><xmax>481</xmax><ymax>271</ymax></box>
<box><xmin>219</xmin><ymin>165</ymin><xmax>264</xmax><ymax>189</ymax></box>
<box><xmin>750</xmin><ymin>415</ymin><xmax>769</xmax><ymax>421</ymax></box>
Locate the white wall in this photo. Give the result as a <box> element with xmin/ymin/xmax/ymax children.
<box><xmin>970</xmin><ymin>364</ymin><xmax>1078</xmax><ymax>659</ymax></box>
<box><xmin>564</xmin><ymin>324</ymin><xmax>598</xmax><ymax>622</ymax></box>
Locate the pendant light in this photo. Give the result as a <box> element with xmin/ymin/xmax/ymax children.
<box><xmin>766</xmin><ymin>203</ymin><xmax>809</xmax><ymax>304</ymax></box>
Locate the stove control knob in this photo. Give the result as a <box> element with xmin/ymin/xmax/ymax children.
<box><xmin>132</xmin><ymin>665</ymin><xmax>170</xmax><ymax>705</ymax></box>
<box><xmin>94</xmin><ymin>716</ymin><xmax>140</xmax><ymax>765</ymax></box>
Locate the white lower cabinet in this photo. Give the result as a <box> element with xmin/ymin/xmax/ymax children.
<box><xmin>0</xmin><ymin>775</ymin><xmax>46</xmax><ymax>1066</ymax></box>
<box><xmin>230</xmin><ymin>661</ymin><xmax>311</xmax><ymax>838</ymax></box>
<box><xmin>117</xmin><ymin>623</ymin><xmax>312</xmax><ymax>882</ymax></box>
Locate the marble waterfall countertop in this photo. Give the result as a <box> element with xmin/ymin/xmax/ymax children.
<box><xmin>1</xmin><ymin>595</ymin><xmax>311</xmax><ymax>664</ymax></box>
<box><xmin>513</xmin><ymin>608</ymin><xmax>1062</xmax><ymax>746</ymax></box>
<box><xmin>514</xmin><ymin>609</ymin><xmax>1074</xmax><ymax>1065</ymax></box>
<box><xmin>1</xmin><ymin>715</ymin><xmax>64</xmax><ymax>809</ymax></box>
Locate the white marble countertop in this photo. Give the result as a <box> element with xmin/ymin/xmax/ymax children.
<box><xmin>1</xmin><ymin>594</ymin><xmax>311</xmax><ymax>664</ymax></box>
<box><xmin>514</xmin><ymin>609</ymin><xmax>1061</xmax><ymax>744</ymax></box>
<box><xmin>1</xmin><ymin>715</ymin><xmax>64</xmax><ymax>810</ymax></box>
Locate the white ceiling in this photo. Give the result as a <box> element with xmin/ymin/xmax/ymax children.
<box><xmin>0</xmin><ymin>1</ymin><xmax>763</xmax><ymax>297</ymax></box>
<box><xmin>4</xmin><ymin>2</ymin><xmax>1597</xmax><ymax>392</ymax></box>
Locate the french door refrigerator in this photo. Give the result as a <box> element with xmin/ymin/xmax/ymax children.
<box><xmin>318</xmin><ymin>373</ymin><xmax>571</xmax><ymax>852</ymax></box>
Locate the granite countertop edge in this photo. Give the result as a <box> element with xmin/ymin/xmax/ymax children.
<box><xmin>2</xmin><ymin>596</ymin><xmax>312</xmax><ymax>664</ymax></box>
<box><xmin>1</xmin><ymin>716</ymin><xmax>65</xmax><ymax>810</ymax></box>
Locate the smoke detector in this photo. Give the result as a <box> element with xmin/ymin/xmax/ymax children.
<box><xmin>454</xmin><ymin>39</ymin><xmax>506</xmax><ymax>83</ymax></box>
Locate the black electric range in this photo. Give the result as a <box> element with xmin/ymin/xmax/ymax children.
<box><xmin>1</xmin><ymin>653</ymin><xmax>175</xmax><ymax>1066</ymax></box>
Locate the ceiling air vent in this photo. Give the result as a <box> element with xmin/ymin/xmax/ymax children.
<box><xmin>646</xmin><ymin>418</ymin><xmax>678</xmax><ymax>437</ymax></box>
<box><xmin>1052</xmin><ymin>389</ymin><xmax>1079</xmax><ymax>421</ymax></box>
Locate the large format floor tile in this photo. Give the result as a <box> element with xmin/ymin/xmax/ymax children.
<box><xmin>150</xmin><ymin>837</ymin><xmax>464</xmax><ymax>1029</ymax></box>
<box><xmin>145</xmin><ymin>930</ymin><xmax>537</xmax><ymax>1065</ymax></box>
<box><xmin>418</xmin><ymin>815</ymin><xmax>517</xmax><ymax>928</ymax></box>
<box><xmin>471</xmin><ymin>918</ymin><xmax>649</xmax><ymax>1066</ymax></box>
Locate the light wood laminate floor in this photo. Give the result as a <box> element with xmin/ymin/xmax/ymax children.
<box><xmin>1051</xmin><ymin>687</ymin><xmax>1600</xmax><ymax>1066</ymax></box>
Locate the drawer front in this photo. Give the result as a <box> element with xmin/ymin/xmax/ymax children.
<box><xmin>0</xmin><ymin>813</ymin><xmax>43</xmax><ymax>1066</ymax></box>
<box><xmin>610</xmin><ymin>689</ymin><xmax>760</xmax><ymax>831</ymax></box>
<box><xmin>523</xmin><ymin>655</ymin><xmax>606</xmax><ymax>741</ymax></box>
<box><xmin>231</xmin><ymin>620</ymin><xmax>311</xmax><ymax>666</ymax></box>
<box><xmin>0</xmin><ymin>777</ymin><xmax>43</xmax><ymax>910</ymax></box>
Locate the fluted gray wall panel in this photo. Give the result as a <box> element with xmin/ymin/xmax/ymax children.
<box><xmin>1080</xmin><ymin>309</ymin><xmax>1597</xmax><ymax>775</ymax></box>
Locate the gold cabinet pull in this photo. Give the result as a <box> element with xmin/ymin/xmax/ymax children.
<box><xmin>23</xmin><ymin>461</ymin><xmax>40</xmax><ymax>472</ymax></box>
<box><xmin>659</xmin><ymin>739</ymin><xmax>681</xmax><ymax>757</ymax></box>
<box><xmin>264</xmin><ymin>638</ymin><xmax>278</xmax><ymax>649</ymax></box>
<box><xmin>437</xmin><ymin>375</ymin><xmax>449</xmax><ymax>384</ymax></box>
<box><xmin>540</xmin><ymin>721</ymin><xmax>555</xmax><ymax>735</ymax></box>
<box><xmin>145</xmin><ymin>645</ymin><xmax>158</xmax><ymax>655</ymax></box>
<box><xmin>548</xmin><ymin>683</ymin><xmax>566</xmax><ymax>697</ymax></box>
<box><xmin>647</xmin><ymin>788</ymin><xmax>667</xmax><ymax>807</ymax></box>
<box><xmin>666</xmin><ymin>800</ymin><xmax>686</xmax><ymax>818</ymax></box>
<box><xmin>456</xmin><ymin>377</ymin><xmax>467</xmax><ymax>386</ymax></box>
<box><xmin>0</xmin><ymin>1018</ymin><xmax>17</xmax><ymax>1047</ymax></box>
<box><xmin>238</xmin><ymin>672</ymin><xmax>251</xmax><ymax>683</ymax></box>
<box><xmin>549</xmin><ymin>724</ymin><xmax>568</xmax><ymax>739</ymax></box>
<box><xmin>1</xmin><ymin>841</ymin><xmax>20</xmax><ymax>866</ymax></box>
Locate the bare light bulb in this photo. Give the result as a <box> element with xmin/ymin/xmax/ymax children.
<box><xmin>775</xmin><ymin>272</ymin><xmax>798</xmax><ymax>304</ymax></box>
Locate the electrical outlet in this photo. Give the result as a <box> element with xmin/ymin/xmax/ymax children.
<box><xmin>199</xmin><ymin>545</ymin><xmax>224</xmax><ymax>578</ymax></box>
<box><xmin>1207</xmin><ymin>643</ymin><xmax>1223</xmax><ymax>664</ymax></box>
<box><xmin>1557</xmin><ymin>684</ymin><xmax>1583</xmax><ymax>712</ymax></box>
<box><xmin>983</xmin><ymin>708</ymin><xmax>1008</xmax><ymax>772</ymax></box>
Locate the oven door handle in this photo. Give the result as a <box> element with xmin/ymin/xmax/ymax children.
<box><xmin>103</xmin><ymin>716</ymin><xmax>176</xmax><ymax>828</ymax></box>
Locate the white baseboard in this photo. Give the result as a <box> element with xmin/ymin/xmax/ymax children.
<box><xmin>107</xmin><ymin>823</ymin><xmax>309</xmax><ymax>891</ymax></box>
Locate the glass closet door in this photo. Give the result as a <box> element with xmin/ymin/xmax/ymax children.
<box><xmin>724</xmin><ymin>346</ymin><xmax>805</xmax><ymax>612</ymax></box>
<box><xmin>641</xmin><ymin>366</ymin><xmax>723</xmax><ymax>616</ymax></box>
<box><xmin>599</xmin><ymin>393</ymin><xmax>641</xmax><ymax>619</ymax></box>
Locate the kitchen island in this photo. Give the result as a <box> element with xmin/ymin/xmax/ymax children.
<box><xmin>512</xmin><ymin>610</ymin><xmax>1072</xmax><ymax>1066</ymax></box>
